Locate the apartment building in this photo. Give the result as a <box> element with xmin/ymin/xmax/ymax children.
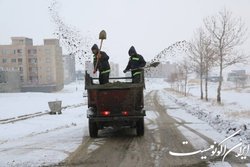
<box><xmin>109</xmin><ymin>62</ymin><xmax>119</xmax><ymax>77</ymax></box>
<box><xmin>0</xmin><ymin>70</ymin><xmax>21</xmax><ymax>92</ymax></box>
<box><xmin>145</xmin><ymin>62</ymin><xmax>177</xmax><ymax>78</ymax></box>
<box><xmin>85</xmin><ymin>61</ymin><xmax>97</xmax><ymax>78</ymax></box>
<box><xmin>63</xmin><ymin>54</ymin><xmax>76</xmax><ymax>84</ymax></box>
<box><xmin>84</xmin><ymin>61</ymin><xmax>119</xmax><ymax>78</ymax></box>
<box><xmin>0</xmin><ymin>37</ymin><xmax>64</xmax><ymax>92</ymax></box>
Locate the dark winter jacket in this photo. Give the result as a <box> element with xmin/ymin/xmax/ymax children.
<box><xmin>124</xmin><ymin>46</ymin><xmax>146</xmax><ymax>76</ymax></box>
<box><xmin>93</xmin><ymin>51</ymin><xmax>110</xmax><ymax>74</ymax></box>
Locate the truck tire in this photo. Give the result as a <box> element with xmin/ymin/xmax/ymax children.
<box><xmin>136</xmin><ymin>118</ymin><xmax>144</xmax><ymax>136</ymax></box>
<box><xmin>89</xmin><ymin>119</ymin><xmax>98</xmax><ymax>138</ymax></box>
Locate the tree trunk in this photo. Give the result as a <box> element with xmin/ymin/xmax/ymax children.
<box><xmin>184</xmin><ymin>75</ymin><xmax>188</xmax><ymax>96</ymax></box>
<box><xmin>217</xmin><ymin>52</ymin><xmax>223</xmax><ymax>103</ymax></box>
<box><xmin>200</xmin><ymin>69</ymin><xmax>203</xmax><ymax>99</ymax></box>
<box><xmin>217</xmin><ymin>80</ymin><xmax>222</xmax><ymax>103</ymax></box>
<box><xmin>205</xmin><ymin>70</ymin><xmax>208</xmax><ymax>101</ymax></box>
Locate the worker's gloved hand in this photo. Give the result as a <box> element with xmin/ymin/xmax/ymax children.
<box><xmin>123</xmin><ymin>70</ymin><xmax>128</xmax><ymax>73</ymax></box>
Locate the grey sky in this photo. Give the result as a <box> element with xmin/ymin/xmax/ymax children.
<box><xmin>0</xmin><ymin>0</ymin><xmax>250</xmax><ymax>70</ymax></box>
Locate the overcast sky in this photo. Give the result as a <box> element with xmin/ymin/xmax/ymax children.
<box><xmin>0</xmin><ymin>0</ymin><xmax>250</xmax><ymax>70</ymax></box>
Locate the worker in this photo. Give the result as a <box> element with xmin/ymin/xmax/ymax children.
<box><xmin>91</xmin><ymin>44</ymin><xmax>111</xmax><ymax>84</ymax></box>
<box><xmin>123</xmin><ymin>46</ymin><xmax>146</xmax><ymax>83</ymax></box>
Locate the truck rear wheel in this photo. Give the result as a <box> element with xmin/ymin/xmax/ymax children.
<box><xmin>89</xmin><ymin>119</ymin><xmax>98</xmax><ymax>138</ymax></box>
<box><xmin>136</xmin><ymin>118</ymin><xmax>144</xmax><ymax>136</ymax></box>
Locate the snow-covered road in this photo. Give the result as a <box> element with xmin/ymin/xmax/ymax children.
<box><xmin>0</xmin><ymin>79</ymin><xmax>249</xmax><ymax>166</ymax></box>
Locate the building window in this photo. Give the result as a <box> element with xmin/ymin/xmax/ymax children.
<box><xmin>2</xmin><ymin>58</ymin><xmax>7</xmax><ymax>63</ymax></box>
<box><xmin>1</xmin><ymin>50</ymin><xmax>12</xmax><ymax>55</ymax></box>
<box><xmin>18</xmin><ymin>58</ymin><xmax>22</xmax><ymax>64</ymax></box>
<box><xmin>19</xmin><ymin>40</ymin><xmax>24</xmax><ymax>45</ymax></box>
<box><xmin>17</xmin><ymin>49</ymin><xmax>22</xmax><ymax>54</ymax></box>
<box><xmin>20</xmin><ymin>76</ymin><xmax>24</xmax><ymax>82</ymax></box>
<box><xmin>29</xmin><ymin>67</ymin><xmax>38</xmax><ymax>73</ymax></box>
<box><xmin>29</xmin><ymin>76</ymin><xmax>38</xmax><ymax>83</ymax></box>
<box><xmin>1</xmin><ymin>50</ymin><xmax>7</xmax><ymax>55</ymax></box>
<box><xmin>19</xmin><ymin>67</ymin><xmax>23</xmax><ymax>73</ymax></box>
<box><xmin>28</xmin><ymin>58</ymin><xmax>37</xmax><ymax>64</ymax></box>
<box><xmin>0</xmin><ymin>76</ymin><xmax>2</xmax><ymax>83</ymax></box>
<box><xmin>6</xmin><ymin>50</ymin><xmax>12</xmax><ymax>55</ymax></box>
<box><xmin>14</xmin><ymin>50</ymin><xmax>16</xmax><ymax>54</ymax></box>
<box><xmin>11</xmin><ymin>59</ymin><xmax>16</xmax><ymax>63</ymax></box>
<box><xmin>28</xmin><ymin>49</ymin><xmax>37</xmax><ymax>55</ymax></box>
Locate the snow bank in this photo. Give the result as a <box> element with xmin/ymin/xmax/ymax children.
<box><xmin>161</xmin><ymin>89</ymin><xmax>250</xmax><ymax>146</ymax></box>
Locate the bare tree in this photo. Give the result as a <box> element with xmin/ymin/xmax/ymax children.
<box><xmin>168</xmin><ymin>72</ymin><xmax>178</xmax><ymax>89</ymax></box>
<box><xmin>178</xmin><ymin>59</ymin><xmax>192</xmax><ymax>96</ymax></box>
<box><xmin>204</xmin><ymin>9</ymin><xmax>248</xmax><ymax>103</ymax></box>
<box><xmin>189</xmin><ymin>28</ymin><xmax>206</xmax><ymax>99</ymax></box>
<box><xmin>203</xmin><ymin>37</ymin><xmax>216</xmax><ymax>101</ymax></box>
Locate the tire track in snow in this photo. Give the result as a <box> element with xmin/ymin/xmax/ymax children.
<box><xmin>157</xmin><ymin>90</ymin><xmax>250</xmax><ymax>167</ymax></box>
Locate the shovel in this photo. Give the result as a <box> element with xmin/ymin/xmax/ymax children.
<box><xmin>94</xmin><ymin>30</ymin><xmax>107</xmax><ymax>73</ymax></box>
<box><xmin>130</xmin><ymin>62</ymin><xmax>160</xmax><ymax>71</ymax></box>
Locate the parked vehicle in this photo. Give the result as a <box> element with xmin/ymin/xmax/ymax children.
<box><xmin>227</xmin><ymin>70</ymin><xmax>247</xmax><ymax>82</ymax></box>
<box><xmin>207</xmin><ymin>76</ymin><xmax>223</xmax><ymax>82</ymax></box>
<box><xmin>85</xmin><ymin>72</ymin><xmax>145</xmax><ymax>138</ymax></box>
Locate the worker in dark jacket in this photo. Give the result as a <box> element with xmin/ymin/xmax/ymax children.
<box><xmin>91</xmin><ymin>44</ymin><xmax>111</xmax><ymax>84</ymax></box>
<box><xmin>123</xmin><ymin>46</ymin><xmax>146</xmax><ymax>83</ymax></box>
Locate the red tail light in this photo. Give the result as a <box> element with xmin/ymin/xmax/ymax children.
<box><xmin>122</xmin><ymin>111</ymin><xmax>129</xmax><ymax>116</ymax></box>
<box><xmin>101</xmin><ymin>111</ymin><xmax>110</xmax><ymax>116</ymax></box>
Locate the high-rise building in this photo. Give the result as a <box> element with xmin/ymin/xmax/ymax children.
<box><xmin>85</xmin><ymin>61</ymin><xmax>97</xmax><ymax>78</ymax></box>
<box><xmin>84</xmin><ymin>61</ymin><xmax>119</xmax><ymax>78</ymax></box>
<box><xmin>63</xmin><ymin>55</ymin><xmax>76</xmax><ymax>84</ymax></box>
<box><xmin>144</xmin><ymin>62</ymin><xmax>177</xmax><ymax>78</ymax></box>
<box><xmin>109</xmin><ymin>62</ymin><xmax>119</xmax><ymax>77</ymax></box>
<box><xmin>0</xmin><ymin>37</ymin><xmax>64</xmax><ymax>92</ymax></box>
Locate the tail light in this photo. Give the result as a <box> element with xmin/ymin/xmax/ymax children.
<box><xmin>122</xmin><ymin>111</ymin><xmax>129</xmax><ymax>116</ymax></box>
<box><xmin>101</xmin><ymin>111</ymin><xmax>110</xmax><ymax>116</ymax></box>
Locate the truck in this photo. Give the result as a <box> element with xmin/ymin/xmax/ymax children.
<box><xmin>85</xmin><ymin>72</ymin><xmax>145</xmax><ymax>138</ymax></box>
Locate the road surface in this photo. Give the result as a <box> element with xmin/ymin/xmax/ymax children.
<box><xmin>59</xmin><ymin>90</ymin><xmax>248</xmax><ymax>167</ymax></box>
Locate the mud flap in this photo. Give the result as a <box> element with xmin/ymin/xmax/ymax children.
<box><xmin>89</xmin><ymin>119</ymin><xmax>98</xmax><ymax>138</ymax></box>
<box><xmin>136</xmin><ymin>118</ymin><xmax>144</xmax><ymax>136</ymax></box>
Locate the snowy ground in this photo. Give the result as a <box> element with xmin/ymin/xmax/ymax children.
<box><xmin>180</xmin><ymin>81</ymin><xmax>250</xmax><ymax>139</ymax></box>
<box><xmin>0</xmin><ymin>81</ymin><xmax>86</xmax><ymax>119</ymax></box>
<box><xmin>158</xmin><ymin>90</ymin><xmax>250</xmax><ymax>166</ymax></box>
<box><xmin>0</xmin><ymin>81</ymin><xmax>88</xmax><ymax>167</ymax></box>
<box><xmin>157</xmin><ymin>79</ymin><xmax>250</xmax><ymax>166</ymax></box>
